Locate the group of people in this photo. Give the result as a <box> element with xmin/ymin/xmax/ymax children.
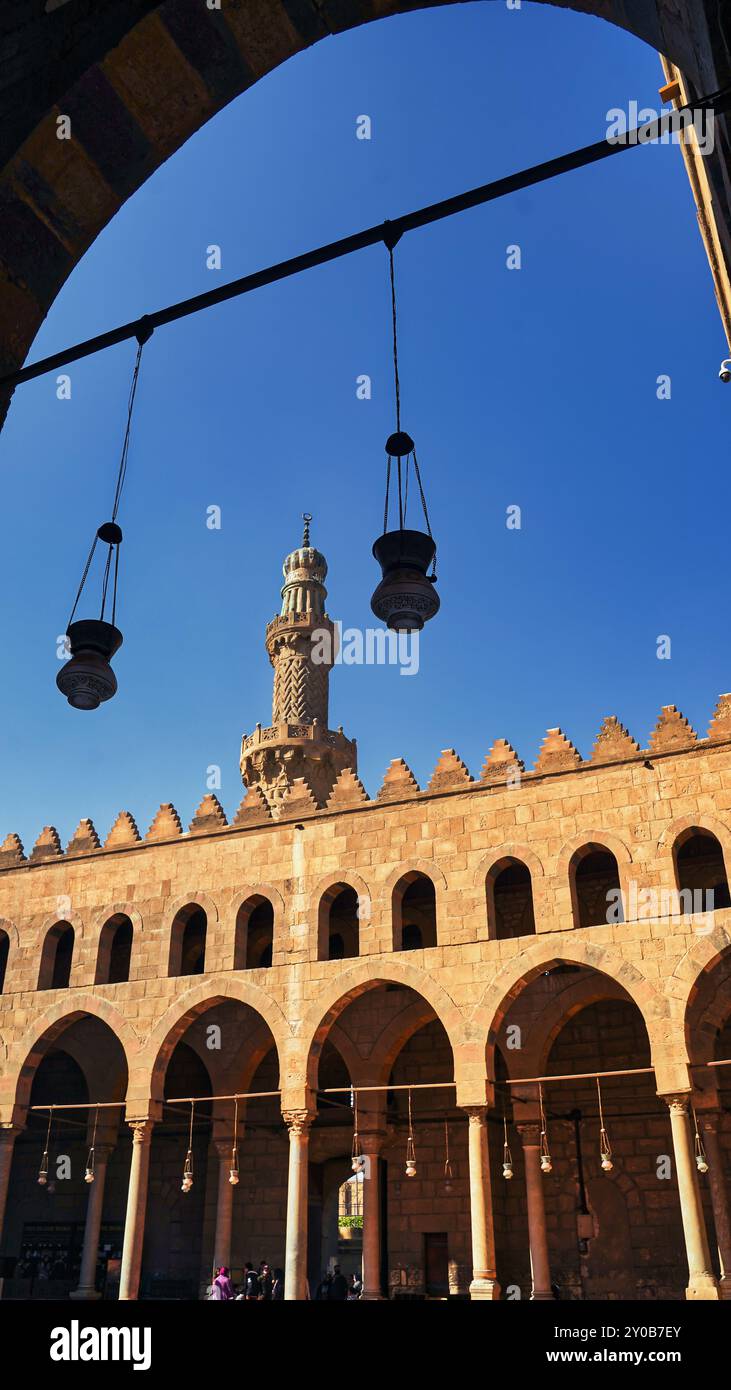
<box><xmin>314</xmin><ymin>1267</ymin><xmax>362</xmax><ymax>1300</ymax></box>
<box><xmin>209</xmin><ymin>1261</ymin><xmax>283</xmax><ymax>1300</ymax></box>
<box><xmin>208</xmin><ymin>1262</ymin><xmax>363</xmax><ymax>1301</ymax></box>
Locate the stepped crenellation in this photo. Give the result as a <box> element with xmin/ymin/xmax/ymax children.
<box><xmin>2</xmin><ymin>695</ymin><xmax>731</xmax><ymax>869</ymax></box>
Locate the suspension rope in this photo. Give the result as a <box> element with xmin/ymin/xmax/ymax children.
<box><xmin>388</xmin><ymin>244</ymin><xmax>402</xmax><ymax>436</ymax></box>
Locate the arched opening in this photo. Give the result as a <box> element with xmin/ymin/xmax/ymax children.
<box><xmin>318</xmin><ymin>885</ymin><xmax>360</xmax><ymax>962</ymax></box>
<box><xmin>674</xmin><ymin>829</ymin><xmax>730</xmax><ymax>912</ymax></box>
<box><xmin>490</xmin><ymin>964</ymin><xmax>684</xmax><ymax>1299</ymax></box>
<box><xmin>306</xmin><ymin>980</ymin><xmax>460</xmax><ymax>1299</ymax></box>
<box><xmin>168</xmin><ymin>905</ymin><xmax>207</xmax><ymax>978</ymax></box>
<box><xmin>234</xmin><ymin>896</ymin><xmax>274</xmax><ymax>970</ymax></box>
<box><xmin>0</xmin><ymin>927</ymin><xmax>9</xmax><ymax>992</ymax></box>
<box><xmin>1</xmin><ymin>1014</ymin><xmax>129</xmax><ymax>1298</ymax></box>
<box><xmin>393</xmin><ymin>873</ymin><xmax>437</xmax><ymax>952</ymax></box>
<box><xmin>487</xmin><ymin>859</ymin><xmax>536</xmax><ymax>940</ymax></box>
<box><xmin>37</xmin><ymin>922</ymin><xmax>75</xmax><ymax>990</ymax></box>
<box><xmin>95</xmin><ymin>914</ymin><xmax>133</xmax><ymax>985</ymax></box>
<box><xmin>147</xmin><ymin>998</ymin><xmax>282</xmax><ymax>1293</ymax></box>
<box><xmin>570</xmin><ymin>845</ymin><xmax>623</xmax><ymax>930</ymax></box>
<box><xmin>683</xmin><ymin>946</ymin><xmax>731</xmax><ymax>1275</ymax></box>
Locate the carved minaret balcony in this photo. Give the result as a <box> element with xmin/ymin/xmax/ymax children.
<box><xmin>240</xmin><ymin>516</ymin><xmax>357</xmax><ymax>814</ymax></box>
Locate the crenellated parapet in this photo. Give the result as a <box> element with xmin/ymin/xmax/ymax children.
<box><xmin>3</xmin><ymin>693</ymin><xmax>731</xmax><ymax>869</ymax></box>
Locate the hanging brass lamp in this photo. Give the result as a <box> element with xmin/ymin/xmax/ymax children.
<box><xmin>56</xmin><ymin>323</ymin><xmax>150</xmax><ymax>709</ymax></box>
<box><xmin>371</xmin><ymin>233</ymin><xmax>439</xmax><ymax>633</ymax></box>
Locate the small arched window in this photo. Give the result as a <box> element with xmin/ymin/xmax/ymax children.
<box><xmin>392</xmin><ymin>873</ymin><xmax>437</xmax><ymax>951</ymax></box>
<box><xmin>318</xmin><ymin>885</ymin><xmax>360</xmax><ymax>961</ymax></box>
<box><xmin>234</xmin><ymin>896</ymin><xmax>274</xmax><ymax>969</ymax></box>
<box><xmin>169</xmin><ymin>904</ymin><xmax>207</xmax><ymax>977</ymax></box>
<box><xmin>487</xmin><ymin>859</ymin><xmax>536</xmax><ymax>940</ymax></box>
<box><xmin>38</xmin><ymin>921</ymin><xmax>75</xmax><ymax>990</ymax></box>
<box><xmin>571</xmin><ymin>846</ymin><xmax>623</xmax><ymax>930</ymax></box>
<box><xmin>96</xmin><ymin>914</ymin><xmax>133</xmax><ymax>984</ymax></box>
<box><xmin>674</xmin><ymin>828</ymin><xmax>730</xmax><ymax>911</ymax></box>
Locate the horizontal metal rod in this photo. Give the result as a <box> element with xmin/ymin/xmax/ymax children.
<box><xmin>165</xmin><ymin>1090</ymin><xmax>281</xmax><ymax>1103</ymax></box>
<box><xmin>501</xmin><ymin>1067</ymin><xmax>655</xmax><ymax>1085</ymax></box>
<box><xmin>29</xmin><ymin>1101</ymin><xmax>125</xmax><ymax>1112</ymax></box>
<box><xmin>3</xmin><ymin>87</ymin><xmax>729</xmax><ymax>392</ymax></box>
<box><xmin>29</xmin><ymin>1059</ymin><xmax>730</xmax><ymax>1114</ymax></box>
<box><xmin>322</xmin><ymin>1081</ymin><xmax>455</xmax><ymax>1093</ymax></box>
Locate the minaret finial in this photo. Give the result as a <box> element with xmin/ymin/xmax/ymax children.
<box><xmin>302</xmin><ymin>512</ymin><xmax>312</xmax><ymax>547</ymax></box>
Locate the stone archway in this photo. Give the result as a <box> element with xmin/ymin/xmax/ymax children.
<box><xmin>1</xmin><ymin>0</ymin><xmax>728</xmax><ymax>421</ymax></box>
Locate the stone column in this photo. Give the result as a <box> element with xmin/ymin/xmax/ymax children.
<box><xmin>664</xmin><ymin>1095</ymin><xmax>719</xmax><ymax>1299</ymax></box>
<box><xmin>119</xmin><ymin>1120</ymin><xmax>154</xmax><ymax>1301</ymax></box>
<box><xmin>212</xmin><ymin>1138</ymin><xmax>235</xmax><ymax>1271</ymax></box>
<box><xmin>0</xmin><ymin>1126</ymin><xmax>21</xmax><ymax>1251</ymax></box>
<box><xmin>700</xmin><ymin>1114</ymin><xmax>731</xmax><ymax>1300</ymax></box>
<box><xmin>71</xmin><ymin>1144</ymin><xmax>113</xmax><ymax>1300</ymax></box>
<box><xmin>283</xmin><ymin>1110</ymin><xmax>313</xmax><ymax>1301</ymax></box>
<box><xmin>517</xmin><ymin>1122</ymin><xmax>553</xmax><ymax>1300</ymax></box>
<box><xmin>361</xmin><ymin>1133</ymin><xmax>385</xmax><ymax>1300</ymax></box>
<box><xmin>463</xmin><ymin>1107</ymin><xmax>500</xmax><ymax>1300</ymax></box>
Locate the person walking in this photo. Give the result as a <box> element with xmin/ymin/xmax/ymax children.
<box><xmin>271</xmin><ymin>1267</ymin><xmax>285</xmax><ymax>1300</ymax></box>
<box><xmin>258</xmin><ymin>1261</ymin><xmax>273</xmax><ymax>1300</ymax></box>
<box><xmin>243</xmin><ymin>1263</ymin><xmax>259</xmax><ymax>1300</ymax></box>
<box><xmin>212</xmin><ymin>1266</ymin><xmax>235</xmax><ymax>1300</ymax></box>
<box><xmin>327</xmin><ymin>1264</ymin><xmax>348</xmax><ymax>1301</ymax></box>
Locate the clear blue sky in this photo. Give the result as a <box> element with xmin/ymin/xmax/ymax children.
<box><xmin>1</xmin><ymin>1</ymin><xmax>728</xmax><ymax>851</ymax></box>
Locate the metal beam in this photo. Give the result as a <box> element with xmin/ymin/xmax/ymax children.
<box><xmin>3</xmin><ymin>87</ymin><xmax>729</xmax><ymax>392</ymax></box>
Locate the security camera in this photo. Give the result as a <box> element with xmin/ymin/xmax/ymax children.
<box><xmin>720</xmin><ymin>359</ymin><xmax>731</xmax><ymax>382</ymax></box>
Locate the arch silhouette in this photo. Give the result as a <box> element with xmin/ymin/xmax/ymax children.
<box><xmin>297</xmin><ymin>957</ymin><xmax>464</xmax><ymax>1094</ymax></box>
<box><xmin>136</xmin><ymin>978</ymin><xmax>290</xmax><ymax>1103</ymax></box>
<box><xmin>6</xmin><ymin>996</ymin><xmax>139</xmax><ymax>1120</ymax></box>
<box><xmin>0</xmin><ymin>0</ymin><xmax>692</xmax><ymax>433</ymax></box>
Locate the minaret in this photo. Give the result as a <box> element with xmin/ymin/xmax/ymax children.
<box><xmin>240</xmin><ymin>515</ymin><xmax>357</xmax><ymax>814</ymax></box>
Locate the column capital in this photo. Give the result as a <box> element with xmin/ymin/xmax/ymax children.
<box><xmin>517</xmin><ymin>1121</ymin><xmax>542</xmax><ymax>1146</ymax></box>
<box><xmin>282</xmin><ymin>1109</ymin><xmax>315</xmax><ymax>1135</ymax></box>
<box><xmin>661</xmin><ymin>1093</ymin><xmax>692</xmax><ymax>1116</ymax></box>
<box><xmin>127</xmin><ymin>1118</ymin><xmax>154</xmax><ymax>1146</ymax></box>
<box><xmin>0</xmin><ymin>1123</ymin><xmax>23</xmax><ymax>1142</ymax></box>
<box><xmin>360</xmin><ymin>1129</ymin><xmax>387</xmax><ymax>1155</ymax></box>
<box><xmin>462</xmin><ymin>1105</ymin><xmax>488</xmax><ymax>1126</ymax></box>
<box><xmin>91</xmin><ymin>1142</ymin><xmax>115</xmax><ymax>1163</ymax></box>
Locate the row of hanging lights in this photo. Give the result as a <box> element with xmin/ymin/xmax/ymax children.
<box><xmin>500</xmin><ymin>1081</ymin><xmax>711</xmax><ymax>1178</ymax></box>
<box><xmin>35</xmin><ymin>1083</ymin><xmax>713</xmax><ymax>1199</ymax></box>
<box><xmin>501</xmin><ymin>1078</ymin><xmax>614</xmax><ymax>1179</ymax></box>
<box><xmin>56</xmin><ymin>234</ymin><xmax>442</xmax><ymax>710</ymax></box>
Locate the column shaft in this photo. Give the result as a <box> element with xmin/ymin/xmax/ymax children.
<box><xmin>119</xmin><ymin>1120</ymin><xmax>154</xmax><ymax>1301</ymax></box>
<box><xmin>283</xmin><ymin>1110</ymin><xmax>313</xmax><ymax>1301</ymax></box>
<box><xmin>518</xmin><ymin>1125</ymin><xmax>552</xmax><ymax>1300</ymax></box>
<box><xmin>464</xmin><ymin>1107</ymin><xmax>500</xmax><ymax>1300</ymax></box>
<box><xmin>701</xmin><ymin>1118</ymin><xmax>731</xmax><ymax>1299</ymax></box>
<box><xmin>0</xmin><ymin>1127</ymin><xmax>20</xmax><ymax>1252</ymax></box>
<box><xmin>71</xmin><ymin>1147</ymin><xmax>113</xmax><ymax>1300</ymax></box>
<box><xmin>665</xmin><ymin>1096</ymin><xmax>718</xmax><ymax>1300</ymax></box>
<box><xmin>213</xmin><ymin>1140</ymin><xmax>235</xmax><ymax>1271</ymax></box>
<box><xmin>361</xmin><ymin>1137</ymin><xmax>384</xmax><ymax>1300</ymax></box>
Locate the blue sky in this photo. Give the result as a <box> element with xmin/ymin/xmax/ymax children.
<box><xmin>1</xmin><ymin>0</ymin><xmax>728</xmax><ymax>850</ymax></box>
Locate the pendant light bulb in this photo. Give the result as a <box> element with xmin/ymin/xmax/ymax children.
<box><xmin>502</xmin><ymin>1115</ymin><xmax>513</xmax><ymax>1180</ymax></box>
<box><xmin>405</xmin><ymin>1089</ymin><xmax>417</xmax><ymax>1178</ymax></box>
<box><xmin>181</xmin><ymin>1102</ymin><xmax>195</xmax><ymax>1192</ymax></box>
